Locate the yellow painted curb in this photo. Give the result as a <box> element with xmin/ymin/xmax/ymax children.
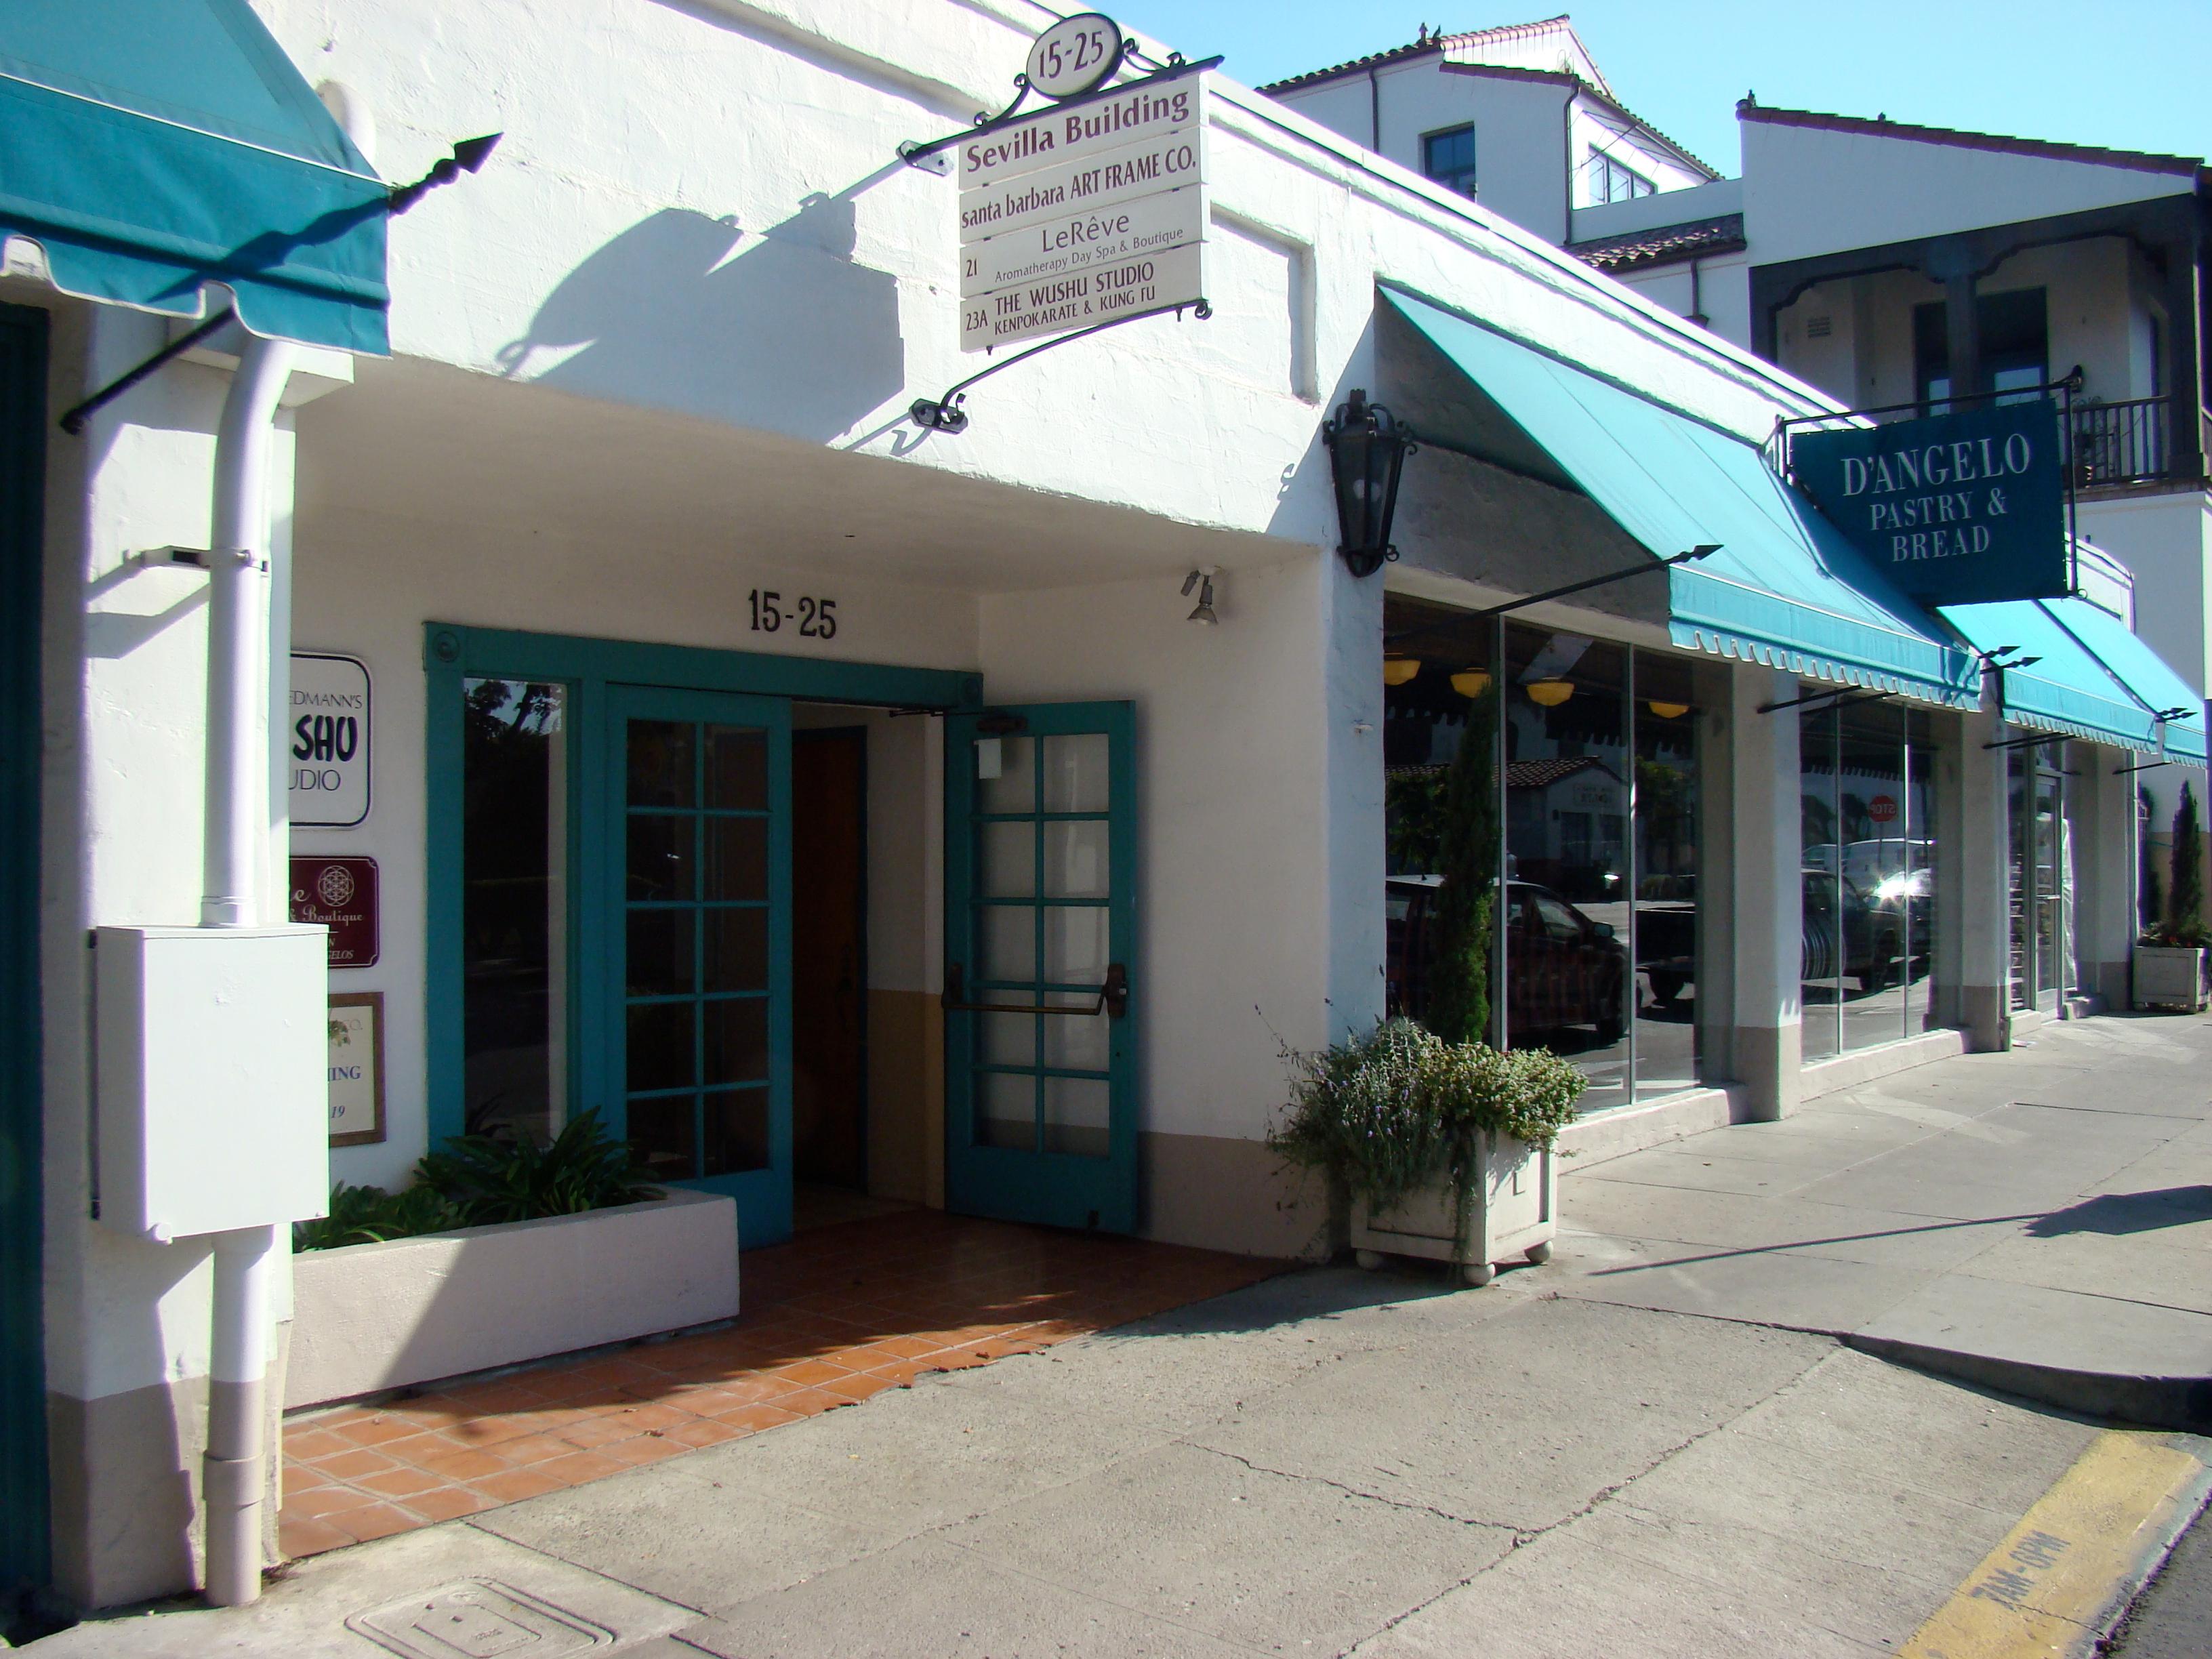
<box><xmin>1901</xmin><ymin>1430</ymin><xmax>2210</xmax><ymax>1659</ymax></box>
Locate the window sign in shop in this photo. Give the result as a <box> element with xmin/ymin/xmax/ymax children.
<box><xmin>958</xmin><ymin>73</ymin><xmax>1208</xmax><ymax>352</ymax></box>
<box><xmin>290</xmin><ymin>652</ymin><xmax>371</xmax><ymax>827</ymax></box>
<box><xmin>291</xmin><ymin>855</ymin><xmax>380</xmax><ymax>968</ymax></box>
<box><xmin>327</xmin><ymin>991</ymin><xmax>385</xmax><ymax>1147</ymax></box>
<box><xmin>1791</xmin><ymin>401</ymin><xmax>2068</xmax><ymax>606</ymax></box>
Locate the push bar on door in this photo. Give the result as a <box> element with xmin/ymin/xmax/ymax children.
<box><xmin>942</xmin><ymin>962</ymin><xmax>1128</xmax><ymax>1019</ymax></box>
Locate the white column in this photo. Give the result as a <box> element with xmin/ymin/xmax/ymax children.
<box><xmin>1726</xmin><ymin>666</ymin><xmax>1801</xmax><ymax>1120</ymax></box>
<box><xmin>1954</xmin><ymin>708</ymin><xmax>2013</xmax><ymax>1049</ymax></box>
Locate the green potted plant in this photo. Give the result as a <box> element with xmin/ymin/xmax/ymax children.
<box><xmin>1269</xmin><ymin>1018</ymin><xmax>1584</xmax><ymax>1286</ymax></box>
<box><xmin>2135</xmin><ymin>782</ymin><xmax>2209</xmax><ymax>1012</ymax></box>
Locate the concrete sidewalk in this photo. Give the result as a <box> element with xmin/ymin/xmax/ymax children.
<box><xmin>1555</xmin><ymin>1012</ymin><xmax>2212</xmax><ymax>1429</ymax></box>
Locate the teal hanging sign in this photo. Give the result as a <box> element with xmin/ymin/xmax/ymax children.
<box><xmin>1791</xmin><ymin>400</ymin><xmax>2068</xmax><ymax>606</ymax></box>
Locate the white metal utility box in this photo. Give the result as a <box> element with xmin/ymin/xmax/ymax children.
<box><xmin>96</xmin><ymin>925</ymin><xmax>331</xmax><ymax>1242</ymax></box>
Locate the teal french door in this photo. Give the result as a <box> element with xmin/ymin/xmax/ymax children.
<box><xmin>944</xmin><ymin>703</ymin><xmax>1137</xmax><ymax>1233</ymax></box>
<box><xmin>605</xmin><ymin>685</ymin><xmax>793</xmax><ymax>1245</ymax></box>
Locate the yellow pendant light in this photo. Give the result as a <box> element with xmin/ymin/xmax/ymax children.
<box><xmin>1450</xmin><ymin>668</ymin><xmax>1492</xmax><ymax>698</ymax></box>
<box><xmin>1646</xmin><ymin>700</ymin><xmax>1689</xmax><ymax>719</ymax></box>
<box><xmin>1526</xmin><ymin>679</ymin><xmax>1575</xmax><ymax>708</ymax></box>
<box><xmin>1383</xmin><ymin>656</ymin><xmax>1420</xmax><ymax>687</ymax></box>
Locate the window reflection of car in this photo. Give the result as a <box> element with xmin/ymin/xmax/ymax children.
<box><xmin>1802</xmin><ymin>868</ymin><xmax>1907</xmax><ymax>991</ymax></box>
<box><xmin>1386</xmin><ymin>877</ymin><xmax>1629</xmax><ymax>1046</ymax></box>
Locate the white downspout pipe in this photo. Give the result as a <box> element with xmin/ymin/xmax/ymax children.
<box><xmin>199</xmin><ymin>327</ymin><xmax>295</xmax><ymax>1609</ymax></box>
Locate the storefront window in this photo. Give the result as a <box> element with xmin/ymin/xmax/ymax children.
<box><xmin>2009</xmin><ymin>743</ymin><xmax>2067</xmax><ymax>1010</ymax></box>
<box><xmin>1504</xmin><ymin>626</ymin><xmax>1629</xmax><ymax>1113</ymax></box>
<box><xmin>1799</xmin><ymin>703</ymin><xmax>1842</xmax><ymax>1062</ymax></box>
<box><xmin>1837</xmin><ymin>701</ymin><xmax>1908</xmax><ymax>1052</ymax></box>
<box><xmin>1903</xmin><ymin>722</ymin><xmax>1939</xmax><ymax>1035</ymax></box>
<box><xmin>1633</xmin><ymin>657</ymin><xmax>1700</xmax><ymax>1097</ymax></box>
<box><xmin>461</xmin><ymin>678</ymin><xmax>569</xmax><ymax>1141</ymax></box>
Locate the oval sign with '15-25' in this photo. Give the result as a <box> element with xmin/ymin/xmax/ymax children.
<box><xmin>1025</xmin><ymin>13</ymin><xmax>1124</xmax><ymax>100</ymax></box>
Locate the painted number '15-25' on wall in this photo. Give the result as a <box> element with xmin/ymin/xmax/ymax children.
<box><xmin>748</xmin><ymin>590</ymin><xmax>838</xmax><ymax>638</ymax></box>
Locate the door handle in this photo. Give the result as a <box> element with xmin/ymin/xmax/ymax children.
<box><xmin>942</xmin><ymin>962</ymin><xmax>1128</xmax><ymax>1019</ymax></box>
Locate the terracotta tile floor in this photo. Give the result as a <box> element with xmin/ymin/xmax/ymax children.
<box><xmin>279</xmin><ymin>1206</ymin><xmax>1279</xmax><ymax>1558</ymax></box>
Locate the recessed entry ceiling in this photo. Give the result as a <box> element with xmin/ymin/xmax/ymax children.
<box><xmin>292</xmin><ymin>355</ymin><xmax>1299</xmax><ymax>594</ymax></box>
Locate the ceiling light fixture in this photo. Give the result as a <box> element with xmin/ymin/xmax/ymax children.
<box><xmin>1384</xmin><ymin>657</ymin><xmax>1421</xmax><ymax>686</ymax></box>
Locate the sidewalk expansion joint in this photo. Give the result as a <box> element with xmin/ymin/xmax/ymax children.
<box><xmin>1182</xmin><ymin>1442</ymin><xmax>1525</xmax><ymax>1534</ymax></box>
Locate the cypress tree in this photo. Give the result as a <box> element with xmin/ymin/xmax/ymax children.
<box><xmin>1427</xmin><ymin>684</ymin><xmax>1498</xmax><ymax>1044</ymax></box>
<box><xmin>2167</xmin><ymin>781</ymin><xmax>2206</xmax><ymax>945</ymax></box>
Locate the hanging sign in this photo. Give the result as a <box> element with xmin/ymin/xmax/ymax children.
<box><xmin>1792</xmin><ymin>401</ymin><xmax>2068</xmax><ymax>607</ymax></box>
<box><xmin>289</xmin><ymin>652</ymin><xmax>371</xmax><ymax>827</ymax></box>
<box><xmin>291</xmin><ymin>855</ymin><xmax>380</xmax><ymax>968</ymax></box>
<box><xmin>958</xmin><ymin>67</ymin><xmax>1209</xmax><ymax>352</ymax></box>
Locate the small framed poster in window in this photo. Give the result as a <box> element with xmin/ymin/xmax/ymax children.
<box><xmin>327</xmin><ymin>991</ymin><xmax>386</xmax><ymax>1147</ymax></box>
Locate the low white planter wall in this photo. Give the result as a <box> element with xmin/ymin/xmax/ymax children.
<box><xmin>2134</xmin><ymin>945</ymin><xmax>2207</xmax><ymax>1013</ymax></box>
<box><xmin>1350</xmin><ymin>1131</ymin><xmax>1557</xmax><ymax>1287</ymax></box>
<box><xmin>286</xmin><ymin>1187</ymin><xmax>740</xmax><ymax>1409</ymax></box>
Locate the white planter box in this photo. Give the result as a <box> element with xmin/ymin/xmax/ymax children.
<box><xmin>1349</xmin><ymin>1131</ymin><xmax>1557</xmax><ymax>1287</ymax></box>
<box><xmin>286</xmin><ymin>1187</ymin><xmax>739</xmax><ymax>1409</ymax></box>
<box><xmin>2133</xmin><ymin>945</ymin><xmax>2207</xmax><ymax>1013</ymax></box>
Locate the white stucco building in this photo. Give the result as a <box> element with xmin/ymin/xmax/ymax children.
<box><xmin>1</xmin><ymin>0</ymin><xmax>2203</xmax><ymax>1624</ymax></box>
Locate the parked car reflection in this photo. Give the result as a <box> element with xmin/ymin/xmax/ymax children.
<box><xmin>1386</xmin><ymin>877</ymin><xmax>1629</xmax><ymax>1045</ymax></box>
<box><xmin>1801</xmin><ymin>867</ymin><xmax>1909</xmax><ymax>992</ymax></box>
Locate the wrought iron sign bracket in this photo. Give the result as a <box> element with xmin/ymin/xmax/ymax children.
<box><xmin>897</xmin><ymin>52</ymin><xmax>1219</xmax><ymax>173</ymax></box>
<box><xmin>909</xmin><ymin>298</ymin><xmax>1212</xmax><ymax>432</ymax></box>
<box><xmin>942</xmin><ymin>962</ymin><xmax>1130</xmax><ymax>1019</ymax></box>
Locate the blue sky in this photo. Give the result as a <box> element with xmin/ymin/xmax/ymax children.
<box><xmin>1105</xmin><ymin>3</ymin><xmax>2212</xmax><ymax>177</ymax></box>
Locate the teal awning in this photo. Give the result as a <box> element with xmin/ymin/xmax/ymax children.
<box><xmin>0</xmin><ymin>0</ymin><xmax>388</xmax><ymax>352</ymax></box>
<box><xmin>1381</xmin><ymin>288</ymin><xmax>1979</xmax><ymax>705</ymax></box>
<box><xmin>1941</xmin><ymin>596</ymin><xmax>2208</xmax><ymax>767</ymax></box>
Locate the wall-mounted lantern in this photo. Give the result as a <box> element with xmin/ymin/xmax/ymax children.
<box><xmin>1322</xmin><ymin>389</ymin><xmax>1414</xmax><ymax>579</ymax></box>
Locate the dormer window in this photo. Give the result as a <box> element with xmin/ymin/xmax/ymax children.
<box><xmin>1589</xmin><ymin>146</ymin><xmax>1654</xmax><ymax>203</ymax></box>
<box><xmin>1422</xmin><ymin>125</ymin><xmax>1478</xmax><ymax>197</ymax></box>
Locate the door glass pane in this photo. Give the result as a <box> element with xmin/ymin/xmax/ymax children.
<box><xmin>981</xmin><ymin>905</ymin><xmax>1037</xmax><ymax>981</ymax></box>
<box><xmin>628</xmin><ymin>815</ymin><xmax>693</xmax><ymax>902</ymax></box>
<box><xmin>2035</xmin><ymin>757</ymin><xmax>2064</xmax><ymax>1000</ymax></box>
<box><xmin>706</xmin><ymin>726</ymin><xmax>767</xmax><ymax>810</ymax></box>
<box><xmin>628</xmin><ymin>720</ymin><xmax>695</xmax><ymax>807</ymax></box>
<box><xmin>978</xmin><ymin>1071</ymin><xmax>1036</xmax><ymax>1149</ymax></box>
<box><xmin>1904</xmin><ymin>722</ymin><xmax>1939</xmax><ymax>1034</ymax></box>
<box><xmin>1633</xmin><ymin>663</ymin><xmax>1699</xmax><ymax>1097</ymax></box>
<box><xmin>981</xmin><ymin>822</ymin><xmax>1036</xmax><ymax>897</ymax></box>
<box><xmin>2009</xmin><ymin>752</ymin><xmax>2032</xmax><ymax>1009</ymax></box>
<box><xmin>1043</xmin><ymin>1076</ymin><xmax>1110</xmax><ymax>1157</ymax></box>
<box><xmin>982</xmin><ymin>1011</ymin><xmax>1036</xmax><ymax>1067</ymax></box>
<box><xmin>626</xmin><ymin>1000</ymin><xmax>696</xmax><ymax>1092</ymax></box>
<box><xmin>1044</xmin><ymin>995</ymin><xmax>1109</xmax><ymax>1072</ymax></box>
<box><xmin>1801</xmin><ymin>703</ymin><xmax>1842</xmax><ymax>1061</ymax></box>
<box><xmin>1044</xmin><ymin>906</ymin><xmax>1109</xmax><ymax>983</ymax></box>
<box><xmin>980</xmin><ymin>734</ymin><xmax>1036</xmax><ymax>814</ymax></box>
<box><xmin>703</xmin><ymin>1088</ymin><xmax>770</xmax><ymax>1174</ymax></box>
<box><xmin>627</xmin><ymin>1094</ymin><xmax>697</xmax><ymax>1181</ymax></box>
<box><xmin>706</xmin><ymin>816</ymin><xmax>768</xmax><ymax>902</ymax></box>
<box><xmin>461</xmin><ymin>678</ymin><xmax>568</xmax><ymax>1142</ymax></box>
<box><xmin>1839</xmin><ymin>699</ymin><xmax>1908</xmax><ymax>1052</ymax></box>
<box><xmin>1043</xmin><ymin>733</ymin><xmax>1111</xmax><ymax>813</ymax></box>
<box><xmin>1505</xmin><ymin>626</ymin><xmax>1629</xmax><ymax>1112</ymax></box>
<box><xmin>1044</xmin><ymin>821</ymin><xmax>1109</xmax><ymax>898</ymax></box>
<box><xmin>626</xmin><ymin>908</ymin><xmax>695</xmax><ymax>997</ymax></box>
<box><xmin>704</xmin><ymin>907</ymin><xmax>769</xmax><ymax>991</ymax></box>
<box><xmin>703</xmin><ymin>996</ymin><xmax>769</xmax><ymax>1085</ymax></box>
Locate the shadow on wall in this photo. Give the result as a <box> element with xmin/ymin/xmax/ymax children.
<box><xmin>495</xmin><ymin>193</ymin><xmax>905</xmax><ymax>442</ymax></box>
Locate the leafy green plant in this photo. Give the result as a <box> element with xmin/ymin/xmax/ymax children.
<box><xmin>1268</xmin><ymin>1018</ymin><xmax>1586</xmax><ymax>1220</ymax></box>
<box><xmin>295</xmin><ymin>1110</ymin><xmax>660</xmax><ymax>1251</ymax></box>
<box><xmin>2158</xmin><ymin>782</ymin><xmax>2209</xmax><ymax>948</ymax></box>
<box><xmin>413</xmin><ymin>1107</ymin><xmax>659</xmax><ymax>1226</ymax></box>
<box><xmin>293</xmin><ymin>1181</ymin><xmax>466</xmax><ymax>1251</ymax></box>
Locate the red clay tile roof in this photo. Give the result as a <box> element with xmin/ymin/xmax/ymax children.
<box><xmin>1569</xmin><ymin>212</ymin><xmax>1747</xmax><ymax>272</ymax></box>
<box><xmin>1738</xmin><ymin>101</ymin><xmax>2205</xmax><ymax>180</ymax></box>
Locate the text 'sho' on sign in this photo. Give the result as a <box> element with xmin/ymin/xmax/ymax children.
<box><xmin>958</xmin><ymin>74</ymin><xmax>1209</xmax><ymax>352</ymax></box>
<box><xmin>290</xmin><ymin>651</ymin><xmax>371</xmax><ymax>827</ymax></box>
<box><xmin>1791</xmin><ymin>400</ymin><xmax>2068</xmax><ymax>607</ymax></box>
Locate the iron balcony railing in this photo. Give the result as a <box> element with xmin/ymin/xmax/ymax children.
<box><xmin>2066</xmin><ymin>394</ymin><xmax>2192</xmax><ymax>489</ymax></box>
